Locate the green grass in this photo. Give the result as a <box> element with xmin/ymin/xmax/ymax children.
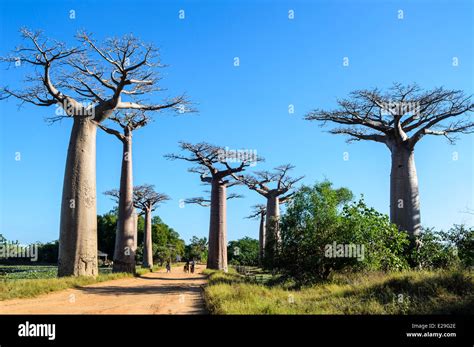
<box><xmin>0</xmin><ymin>264</ymin><xmax>162</xmax><ymax>301</ymax></box>
<box><xmin>203</xmin><ymin>268</ymin><xmax>474</xmax><ymax>314</ymax></box>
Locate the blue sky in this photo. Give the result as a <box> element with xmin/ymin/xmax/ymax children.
<box><xmin>0</xmin><ymin>0</ymin><xmax>473</xmax><ymax>244</ymax></box>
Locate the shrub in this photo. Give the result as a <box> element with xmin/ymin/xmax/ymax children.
<box><xmin>412</xmin><ymin>225</ymin><xmax>473</xmax><ymax>270</ymax></box>
<box><xmin>228</xmin><ymin>237</ymin><xmax>259</xmax><ymax>266</ymax></box>
<box><xmin>440</xmin><ymin>224</ymin><xmax>473</xmax><ymax>268</ymax></box>
<box><xmin>277</xmin><ymin>181</ymin><xmax>408</xmax><ymax>285</ymax></box>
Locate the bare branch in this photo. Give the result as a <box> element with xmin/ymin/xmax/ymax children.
<box><xmin>245</xmin><ymin>204</ymin><xmax>267</xmax><ymax>219</ymax></box>
<box><xmin>305</xmin><ymin>83</ymin><xmax>473</xmax><ymax>148</ymax></box>
<box><xmin>133</xmin><ymin>184</ymin><xmax>170</xmax><ymax>212</ymax></box>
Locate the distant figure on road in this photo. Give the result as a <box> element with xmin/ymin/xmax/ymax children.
<box><xmin>190</xmin><ymin>260</ymin><xmax>195</xmax><ymax>274</ymax></box>
<box><xmin>166</xmin><ymin>261</ymin><xmax>171</xmax><ymax>273</ymax></box>
<box><xmin>184</xmin><ymin>261</ymin><xmax>190</xmax><ymax>273</ymax></box>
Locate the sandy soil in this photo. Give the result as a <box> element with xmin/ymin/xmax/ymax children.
<box><xmin>0</xmin><ymin>265</ymin><xmax>208</xmax><ymax>314</ymax></box>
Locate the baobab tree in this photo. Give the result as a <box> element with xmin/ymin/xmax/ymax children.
<box><xmin>305</xmin><ymin>84</ymin><xmax>473</xmax><ymax>243</ymax></box>
<box><xmin>133</xmin><ymin>184</ymin><xmax>170</xmax><ymax>269</ymax></box>
<box><xmin>245</xmin><ymin>204</ymin><xmax>267</xmax><ymax>264</ymax></box>
<box><xmin>101</xmin><ymin>111</ymin><xmax>150</xmax><ymax>273</ymax></box>
<box><xmin>166</xmin><ymin>142</ymin><xmax>259</xmax><ymax>270</ymax></box>
<box><xmin>0</xmin><ymin>29</ymin><xmax>188</xmax><ymax>276</ymax></box>
<box><xmin>235</xmin><ymin>164</ymin><xmax>303</xmax><ymax>264</ymax></box>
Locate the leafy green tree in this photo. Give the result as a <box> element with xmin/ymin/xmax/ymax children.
<box><xmin>97</xmin><ymin>210</ymin><xmax>118</xmax><ymax>258</ymax></box>
<box><xmin>278</xmin><ymin>181</ymin><xmax>408</xmax><ymax>284</ymax></box>
<box><xmin>412</xmin><ymin>225</ymin><xmax>472</xmax><ymax>269</ymax></box>
<box><xmin>440</xmin><ymin>224</ymin><xmax>473</xmax><ymax>268</ymax></box>
<box><xmin>136</xmin><ymin>215</ymin><xmax>185</xmax><ymax>265</ymax></box>
<box><xmin>340</xmin><ymin>199</ymin><xmax>409</xmax><ymax>271</ymax></box>
<box><xmin>228</xmin><ymin>237</ymin><xmax>259</xmax><ymax>266</ymax></box>
<box><xmin>36</xmin><ymin>241</ymin><xmax>59</xmax><ymax>264</ymax></box>
<box><xmin>185</xmin><ymin>236</ymin><xmax>208</xmax><ymax>262</ymax></box>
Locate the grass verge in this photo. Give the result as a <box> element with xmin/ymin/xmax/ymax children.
<box><xmin>203</xmin><ymin>268</ymin><xmax>474</xmax><ymax>314</ymax></box>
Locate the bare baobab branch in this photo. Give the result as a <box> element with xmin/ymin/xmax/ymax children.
<box><xmin>305</xmin><ymin>83</ymin><xmax>473</xmax><ymax>148</ymax></box>
<box><xmin>185</xmin><ymin>197</ymin><xmax>211</xmax><ymax>207</ymax></box>
<box><xmin>133</xmin><ymin>184</ymin><xmax>170</xmax><ymax>212</ymax></box>
<box><xmin>245</xmin><ymin>204</ymin><xmax>267</xmax><ymax>220</ymax></box>
<box><xmin>104</xmin><ymin>189</ymin><xmax>120</xmax><ymax>202</ymax></box>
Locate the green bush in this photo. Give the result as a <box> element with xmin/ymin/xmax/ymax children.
<box><xmin>340</xmin><ymin>199</ymin><xmax>409</xmax><ymax>272</ymax></box>
<box><xmin>411</xmin><ymin>225</ymin><xmax>473</xmax><ymax>269</ymax></box>
<box><xmin>278</xmin><ymin>181</ymin><xmax>408</xmax><ymax>284</ymax></box>
<box><xmin>441</xmin><ymin>224</ymin><xmax>473</xmax><ymax>268</ymax></box>
<box><xmin>228</xmin><ymin>237</ymin><xmax>259</xmax><ymax>266</ymax></box>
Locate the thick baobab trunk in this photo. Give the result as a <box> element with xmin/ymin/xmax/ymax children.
<box><xmin>113</xmin><ymin>134</ymin><xmax>136</xmax><ymax>273</ymax></box>
<box><xmin>259</xmin><ymin>212</ymin><xmax>266</xmax><ymax>264</ymax></box>
<box><xmin>264</xmin><ymin>195</ymin><xmax>280</xmax><ymax>265</ymax></box>
<box><xmin>207</xmin><ymin>180</ymin><xmax>228</xmax><ymax>271</ymax></box>
<box><xmin>266</xmin><ymin>195</ymin><xmax>280</xmax><ymax>241</ymax></box>
<box><xmin>58</xmin><ymin>118</ymin><xmax>98</xmax><ymax>277</ymax></box>
<box><xmin>390</xmin><ymin>144</ymin><xmax>421</xmax><ymax>241</ymax></box>
<box><xmin>142</xmin><ymin>209</ymin><xmax>153</xmax><ymax>268</ymax></box>
<box><xmin>133</xmin><ymin>211</ymin><xmax>138</xmax><ymax>251</ymax></box>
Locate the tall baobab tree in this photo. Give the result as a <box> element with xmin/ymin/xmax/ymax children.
<box><xmin>305</xmin><ymin>84</ymin><xmax>473</xmax><ymax>243</ymax></box>
<box><xmin>235</xmin><ymin>164</ymin><xmax>303</xmax><ymax>264</ymax></box>
<box><xmin>101</xmin><ymin>111</ymin><xmax>149</xmax><ymax>273</ymax></box>
<box><xmin>245</xmin><ymin>204</ymin><xmax>267</xmax><ymax>264</ymax></box>
<box><xmin>0</xmin><ymin>29</ymin><xmax>188</xmax><ymax>276</ymax></box>
<box><xmin>166</xmin><ymin>142</ymin><xmax>259</xmax><ymax>270</ymax></box>
<box><xmin>133</xmin><ymin>184</ymin><xmax>170</xmax><ymax>269</ymax></box>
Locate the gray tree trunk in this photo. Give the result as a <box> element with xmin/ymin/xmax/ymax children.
<box><xmin>142</xmin><ymin>208</ymin><xmax>153</xmax><ymax>269</ymax></box>
<box><xmin>132</xmin><ymin>212</ymin><xmax>138</xmax><ymax>251</ymax></box>
<box><xmin>112</xmin><ymin>134</ymin><xmax>136</xmax><ymax>273</ymax></box>
<box><xmin>207</xmin><ymin>180</ymin><xmax>228</xmax><ymax>271</ymax></box>
<box><xmin>58</xmin><ymin>118</ymin><xmax>98</xmax><ymax>277</ymax></box>
<box><xmin>264</xmin><ymin>195</ymin><xmax>280</xmax><ymax>264</ymax></box>
<box><xmin>390</xmin><ymin>143</ymin><xmax>421</xmax><ymax>241</ymax></box>
<box><xmin>259</xmin><ymin>212</ymin><xmax>266</xmax><ymax>264</ymax></box>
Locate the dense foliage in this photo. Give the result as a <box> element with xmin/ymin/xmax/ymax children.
<box><xmin>412</xmin><ymin>225</ymin><xmax>473</xmax><ymax>269</ymax></box>
<box><xmin>228</xmin><ymin>237</ymin><xmax>259</xmax><ymax>266</ymax></box>
<box><xmin>184</xmin><ymin>236</ymin><xmax>208</xmax><ymax>262</ymax></box>
<box><xmin>277</xmin><ymin>181</ymin><xmax>409</xmax><ymax>284</ymax></box>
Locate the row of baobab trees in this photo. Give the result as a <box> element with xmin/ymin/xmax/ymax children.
<box><xmin>1</xmin><ymin>29</ymin><xmax>472</xmax><ymax>276</ymax></box>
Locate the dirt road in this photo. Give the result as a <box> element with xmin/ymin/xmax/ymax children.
<box><xmin>0</xmin><ymin>265</ymin><xmax>207</xmax><ymax>314</ymax></box>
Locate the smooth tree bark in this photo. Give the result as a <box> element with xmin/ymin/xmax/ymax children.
<box><xmin>132</xmin><ymin>184</ymin><xmax>170</xmax><ymax>269</ymax></box>
<box><xmin>1</xmin><ymin>29</ymin><xmax>189</xmax><ymax>276</ymax></box>
<box><xmin>166</xmin><ymin>142</ymin><xmax>259</xmax><ymax>271</ymax></box>
<box><xmin>389</xmin><ymin>142</ymin><xmax>420</xmax><ymax>238</ymax></box>
<box><xmin>236</xmin><ymin>164</ymin><xmax>302</xmax><ymax>265</ymax></box>
<box><xmin>102</xmin><ymin>112</ymin><xmax>149</xmax><ymax>273</ymax></box>
<box><xmin>305</xmin><ymin>83</ymin><xmax>473</xmax><ymax>244</ymax></box>
<box><xmin>142</xmin><ymin>206</ymin><xmax>153</xmax><ymax>269</ymax></box>
<box><xmin>246</xmin><ymin>204</ymin><xmax>266</xmax><ymax>264</ymax></box>
<box><xmin>185</xmin><ymin>188</ymin><xmax>243</xmax><ymax>270</ymax></box>
<box><xmin>60</xmin><ymin>117</ymin><xmax>98</xmax><ymax>275</ymax></box>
